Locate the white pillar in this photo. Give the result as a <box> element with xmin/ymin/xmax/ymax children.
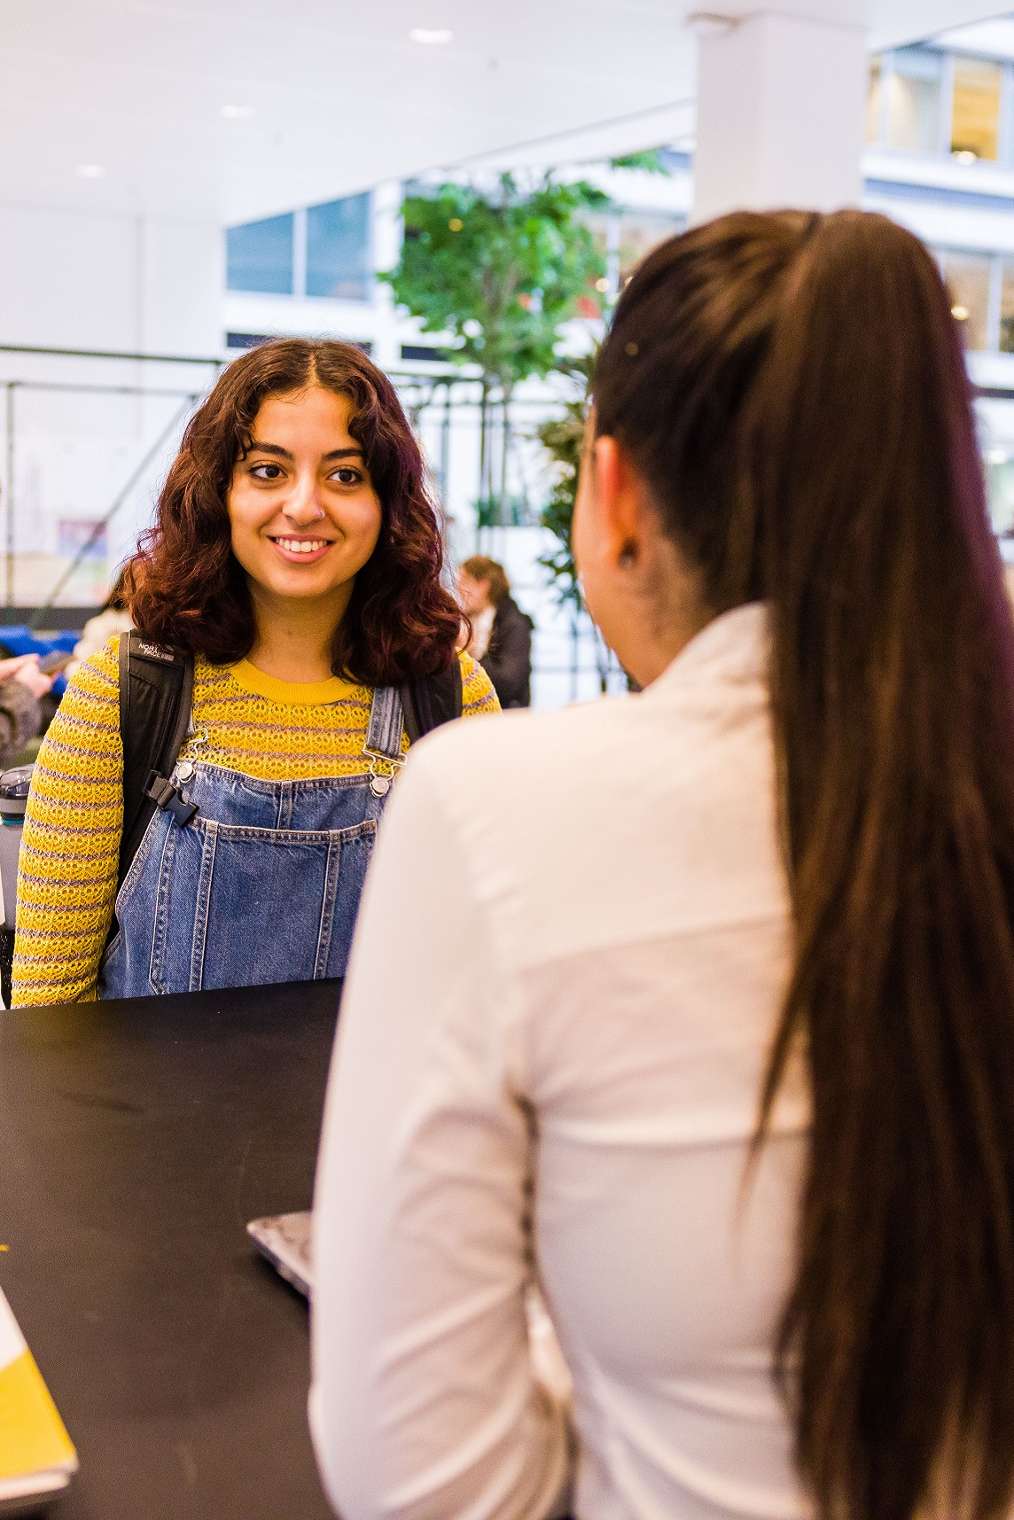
<box><xmin>692</xmin><ymin>11</ymin><xmax>867</xmax><ymax>224</ymax></box>
<box><xmin>370</xmin><ymin>180</ymin><xmax>404</xmax><ymax>372</ymax></box>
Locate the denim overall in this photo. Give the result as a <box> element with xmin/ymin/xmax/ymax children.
<box><xmin>99</xmin><ymin>686</ymin><xmax>405</xmax><ymax>998</ymax></box>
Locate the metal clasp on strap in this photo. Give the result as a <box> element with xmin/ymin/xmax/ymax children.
<box><xmin>362</xmin><ymin>686</ymin><xmax>407</xmax><ymax>797</ymax></box>
<box><xmin>362</xmin><ymin>747</ymin><xmax>405</xmax><ymax>799</ymax></box>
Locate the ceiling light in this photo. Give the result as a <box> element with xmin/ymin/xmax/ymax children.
<box><xmin>221</xmin><ymin>104</ymin><xmax>254</xmax><ymax>120</ymax></box>
<box><xmin>76</xmin><ymin>163</ymin><xmax>106</xmax><ymax>179</ymax></box>
<box><xmin>951</xmin><ymin>304</ymin><xmax>970</xmax><ymax>321</ymax></box>
<box><xmin>409</xmin><ymin>26</ymin><xmax>453</xmax><ymax>44</ymax></box>
<box><xmin>952</xmin><ymin>149</ymin><xmax>978</xmax><ymax>164</ymax></box>
<box><xmin>595</xmin><ymin>277</ymin><xmax>609</xmax><ymax>293</ymax></box>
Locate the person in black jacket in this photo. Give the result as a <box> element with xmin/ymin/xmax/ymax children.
<box><xmin>458</xmin><ymin>556</ymin><xmax>533</xmax><ymax>708</ymax></box>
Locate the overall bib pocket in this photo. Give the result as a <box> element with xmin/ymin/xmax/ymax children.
<box><xmin>149</xmin><ymin>815</ymin><xmax>377</xmax><ymax>994</ymax></box>
<box><xmin>99</xmin><ymin>684</ymin><xmax>404</xmax><ymax>1000</ymax></box>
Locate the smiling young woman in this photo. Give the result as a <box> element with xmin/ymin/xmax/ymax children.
<box><xmin>12</xmin><ymin>340</ymin><xmax>498</xmax><ymax>1005</ymax></box>
<box><xmin>225</xmin><ymin>386</ymin><xmax>384</xmax><ymax>683</ymax></box>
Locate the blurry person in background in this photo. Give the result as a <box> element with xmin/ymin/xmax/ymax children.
<box><xmin>458</xmin><ymin>555</ymin><xmax>533</xmax><ymax>707</ymax></box>
<box><xmin>311</xmin><ymin>212</ymin><xmax>1014</xmax><ymax>1520</ymax></box>
<box><xmin>0</xmin><ymin>656</ymin><xmax>53</xmax><ymax>769</ymax></box>
<box><xmin>65</xmin><ymin>567</ymin><xmax>134</xmax><ymax>679</ymax></box>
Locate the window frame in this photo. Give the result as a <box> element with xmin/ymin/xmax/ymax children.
<box><xmin>937</xmin><ymin>244</ymin><xmax>1002</xmax><ymax>352</ymax></box>
<box><xmin>868</xmin><ymin>46</ymin><xmax>1014</xmax><ymax>166</ymax></box>
<box><xmin>878</xmin><ymin>44</ymin><xmax>948</xmax><ymax>157</ymax></box>
<box><xmin>226</xmin><ymin>196</ymin><xmax>374</xmax><ymax>303</ymax></box>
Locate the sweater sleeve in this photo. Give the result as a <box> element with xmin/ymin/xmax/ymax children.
<box><xmin>12</xmin><ymin>639</ymin><xmax>123</xmax><ymax>1006</ymax></box>
<box><xmin>458</xmin><ymin>650</ymin><xmax>500</xmax><ymax>716</ymax></box>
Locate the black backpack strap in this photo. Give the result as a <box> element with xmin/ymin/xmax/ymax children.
<box><xmin>399</xmin><ymin>658</ymin><xmax>464</xmax><ymax>745</ymax></box>
<box><xmin>117</xmin><ymin>633</ymin><xmax>196</xmax><ymax>885</ymax></box>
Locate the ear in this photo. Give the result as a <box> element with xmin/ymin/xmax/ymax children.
<box><xmin>589</xmin><ymin>435</ymin><xmax>652</xmax><ymax>566</ymax></box>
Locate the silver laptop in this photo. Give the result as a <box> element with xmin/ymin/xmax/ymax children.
<box><xmin>247</xmin><ymin>1210</ymin><xmax>313</xmax><ymax>1297</ymax></box>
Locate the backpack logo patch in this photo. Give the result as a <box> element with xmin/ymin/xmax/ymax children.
<box><xmin>132</xmin><ymin>639</ymin><xmax>177</xmax><ymax>665</ymax></box>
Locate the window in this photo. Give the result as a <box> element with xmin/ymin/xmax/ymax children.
<box><xmin>939</xmin><ymin>249</ymin><xmax>992</xmax><ymax>351</ymax></box>
<box><xmin>573</xmin><ymin>210</ymin><xmax>613</xmax><ymax>314</ymax></box>
<box><xmin>306</xmin><ymin>194</ymin><xmax>372</xmax><ymax>300</ymax></box>
<box><xmin>618</xmin><ymin>211</ymin><xmax>686</xmax><ymax>285</ymax></box>
<box><xmin>886</xmin><ymin>48</ymin><xmax>943</xmax><ymax>153</ymax></box>
<box><xmin>226</xmin><ymin>214</ymin><xmax>295</xmax><ymax>294</ymax></box>
<box><xmin>951</xmin><ymin>56</ymin><xmax>1003</xmax><ymax>161</ymax></box>
<box><xmin>226</xmin><ymin>332</ymin><xmax>273</xmax><ymax>350</ymax></box>
<box><xmin>227</xmin><ymin>198</ymin><xmax>372</xmax><ymax>300</ymax></box>
<box><xmin>583</xmin><ymin>210</ymin><xmax>612</xmax><ymax>262</ymax></box>
<box><xmin>866</xmin><ymin>56</ymin><xmax>885</xmax><ymax>144</ymax></box>
<box><xmin>227</xmin><ymin>331</ymin><xmax>372</xmax><ymax>355</ymax></box>
<box><xmin>985</xmin><ymin>450</ymin><xmax>1014</xmax><ymax>534</ymax></box>
<box><xmin>999</xmin><ymin>261</ymin><xmax>1014</xmax><ymax>353</ymax></box>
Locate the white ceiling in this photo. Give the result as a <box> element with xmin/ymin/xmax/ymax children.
<box><xmin>0</xmin><ymin>0</ymin><xmax>1005</xmax><ymax>226</ymax></box>
<box><xmin>933</xmin><ymin>16</ymin><xmax>1014</xmax><ymax>57</ymax></box>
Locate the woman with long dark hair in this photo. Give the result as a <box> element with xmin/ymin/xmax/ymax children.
<box><xmin>13</xmin><ymin>340</ymin><xmax>497</xmax><ymax>1004</ymax></box>
<box><xmin>310</xmin><ymin>212</ymin><xmax>1014</xmax><ymax>1520</ymax></box>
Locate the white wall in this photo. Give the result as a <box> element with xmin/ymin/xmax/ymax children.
<box><xmin>0</xmin><ymin>204</ymin><xmax>221</xmax><ymax>354</ymax></box>
<box><xmin>0</xmin><ymin>204</ymin><xmax>222</xmax><ymax>609</ymax></box>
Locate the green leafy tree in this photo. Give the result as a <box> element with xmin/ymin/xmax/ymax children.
<box><xmin>385</xmin><ymin>153</ymin><xmax>671</xmax><ymax>582</ymax></box>
<box><xmin>384</xmin><ymin>171</ymin><xmax>609</xmax><ymax>523</ymax></box>
<box><xmin>387</xmin><ymin>172</ymin><xmax>608</xmax><ymax>388</ymax></box>
<box><xmin>537</xmin><ymin>350</ymin><xmax>642</xmax><ymax>693</ymax></box>
<box><xmin>536</xmin><ymin>352</ymin><xmax>595</xmax><ymax>610</ymax></box>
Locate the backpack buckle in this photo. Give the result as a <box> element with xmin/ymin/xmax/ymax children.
<box><xmin>143</xmin><ymin>770</ymin><xmax>198</xmax><ymax>827</ymax></box>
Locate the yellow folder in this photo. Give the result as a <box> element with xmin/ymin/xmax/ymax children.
<box><xmin>0</xmin><ymin>1287</ymin><xmax>76</xmax><ymax>1511</ymax></box>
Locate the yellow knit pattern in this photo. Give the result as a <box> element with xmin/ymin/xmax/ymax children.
<box><xmin>12</xmin><ymin>639</ymin><xmax>498</xmax><ymax>1006</ymax></box>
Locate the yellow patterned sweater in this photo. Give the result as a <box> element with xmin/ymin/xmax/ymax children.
<box><xmin>12</xmin><ymin>641</ymin><xmax>498</xmax><ymax>1006</ymax></box>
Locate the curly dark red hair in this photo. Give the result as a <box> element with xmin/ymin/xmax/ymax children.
<box><xmin>125</xmin><ymin>339</ymin><xmax>461</xmax><ymax>683</ymax></box>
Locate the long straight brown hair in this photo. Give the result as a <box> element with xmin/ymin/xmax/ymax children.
<box><xmin>594</xmin><ymin>210</ymin><xmax>1014</xmax><ymax>1520</ymax></box>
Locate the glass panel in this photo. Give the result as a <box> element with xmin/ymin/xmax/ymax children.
<box><xmin>226</xmin><ymin>214</ymin><xmax>295</xmax><ymax>294</ymax></box>
<box><xmin>985</xmin><ymin>452</ymin><xmax>1014</xmax><ymax>535</ymax></box>
<box><xmin>1000</xmin><ymin>261</ymin><xmax>1014</xmax><ymax>352</ymax></box>
<box><xmin>574</xmin><ymin>210</ymin><xmax>612</xmax><ymax>316</ymax></box>
<box><xmin>951</xmin><ymin>56</ymin><xmax>1003</xmax><ymax>161</ymax></box>
<box><xmin>306</xmin><ymin>193</ymin><xmax>372</xmax><ymax>300</ymax></box>
<box><xmin>582</xmin><ymin>210</ymin><xmax>611</xmax><ymax>262</ymax></box>
<box><xmin>886</xmin><ymin>47</ymin><xmax>943</xmax><ymax>153</ymax></box>
<box><xmin>618</xmin><ymin>211</ymin><xmax>686</xmax><ymax>285</ymax></box>
<box><xmin>866</xmin><ymin>56</ymin><xmax>884</xmax><ymax>144</ymax></box>
<box><xmin>940</xmin><ymin>250</ymin><xmax>992</xmax><ymax>351</ymax></box>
